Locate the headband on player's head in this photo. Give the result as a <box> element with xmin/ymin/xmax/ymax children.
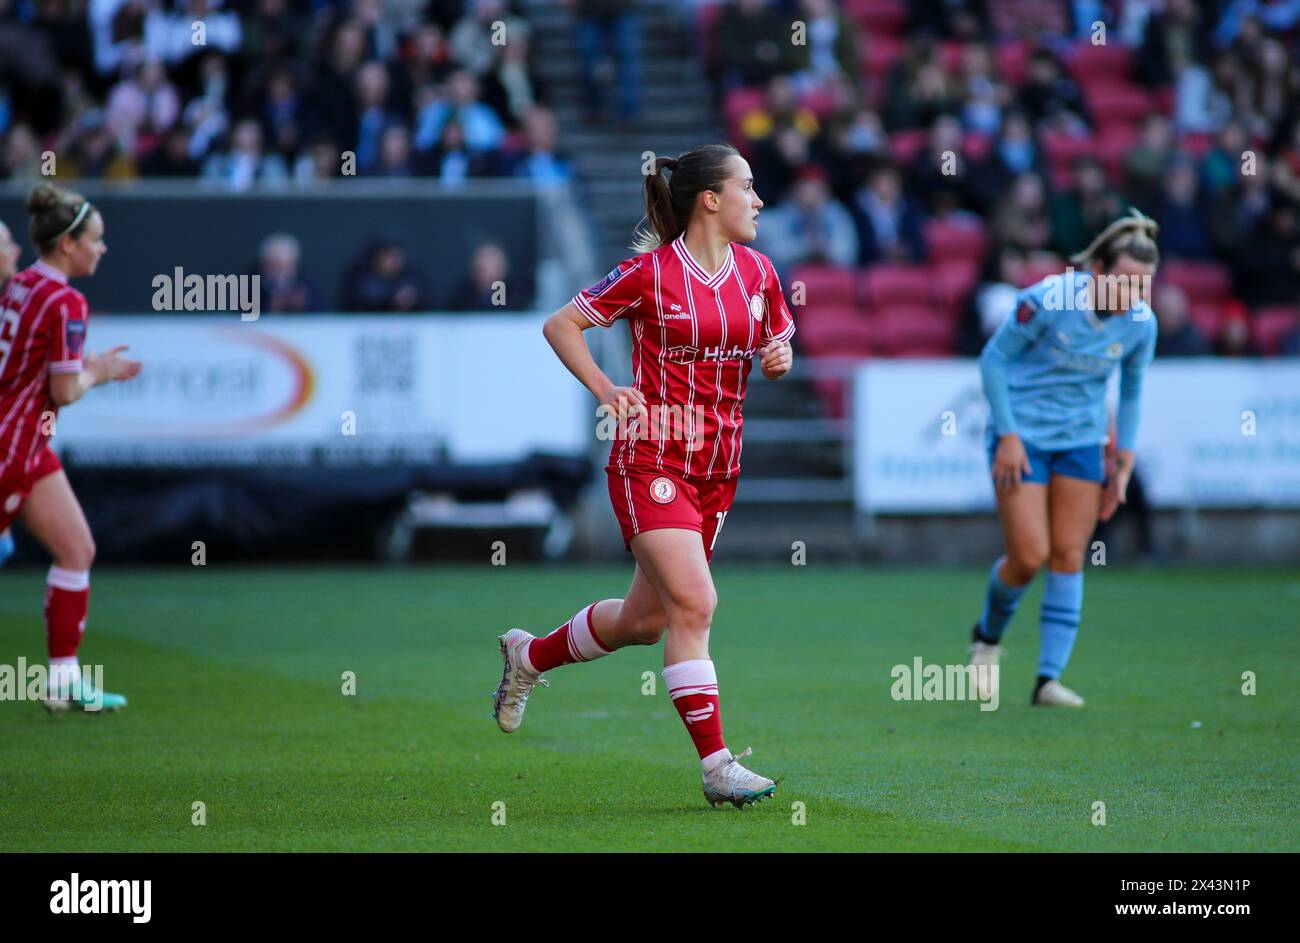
<box><xmin>54</xmin><ymin>202</ymin><xmax>92</xmax><ymax>240</ymax></box>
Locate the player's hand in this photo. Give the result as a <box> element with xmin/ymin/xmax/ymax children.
<box><xmin>1100</xmin><ymin>462</ymin><xmax>1132</xmax><ymax>523</ymax></box>
<box><xmin>759</xmin><ymin>339</ymin><xmax>792</xmax><ymax>379</ymax></box>
<box><xmin>992</xmin><ymin>434</ymin><xmax>1032</xmax><ymax>494</ymax></box>
<box><xmin>88</xmin><ymin>346</ymin><xmax>142</xmax><ymax>384</ymax></box>
<box><xmin>596</xmin><ymin>382</ymin><xmax>647</xmax><ymax>433</ymax></box>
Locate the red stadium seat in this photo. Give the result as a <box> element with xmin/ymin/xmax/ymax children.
<box><xmin>790</xmin><ymin>265</ymin><xmax>858</xmax><ymax>308</ymax></box>
<box><xmin>1016</xmin><ymin>255</ymin><xmax>1065</xmax><ymax>288</ymax></box>
<box><xmin>797</xmin><ymin>307</ymin><xmax>873</xmax><ymax>358</ymax></box>
<box><xmin>962</xmin><ymin>132</ymin><xmax>993</xmax><ymax>161</ymax></box>
<box><xmin>996</xmin><ymin>41</ymin><xmax>1030</xmax><ymax>86</ymax></box>
<box><xmin>939</xmin><ymin>40</ymin><xmax>965</xmax><ymax>75</ymax></box>
<box><xmin>930</xmin><ymin>259</ymin><xmax>981</xmax><ymax>314</ymax></box>
<box><xmin>862</xmin><ymin>264</ymin><xmax>932</xmax><ymax>306</ymax></box>
<box><xmin>843</xmin><ymin>0</ymin><xmax>908</xmax><ymax>35</ymax></box>
<box><xmin>1187</xmin><ymin>301</ymin><xmax>1224</xmax><ymax>339</ymax></box>
<box><xmin>697</xmin><ymin>3</ymin><xmax>723</xmax><ymax>71</ymax></box>
<box><xmin>1068</xmin><ymin>41</ymin><xmax>1134</xmax><ymax>83</ymax></box>
<box><xmin>925</xmin><ymin>217</ymin><xmax>988</xmax><ymax>264</ymax></box>
<box><xmin>1083</xmin><ymin>82</ymin><xmax>1153</xmax><ymax>125</ymax></box>
<box><xmin>1179</xmin><ymin>131</ymin><xmax>1216</xmax><ymax>159</ymax></box>
<box><xmin>874</xmin><ymin>305</ymin><xmax>958</xmax><ymax>355</ymax></box>
<box><xmin>1094</xmin><ymin>123</ymin><xmax>1141</xmax><ymax>183</ymax></box>
<box><xmin>723</xmin><ymin>86</ymin><xmax>766</xmax><ymax>139</ymax></box>
<box><xmin>862</xmin><ymin>34</ymin><xmax>906</xmax><ymax>80</ymax></box>
<box><xmin>1161</xmin><ymin>260</ymin><xmax>1232</xmax><ymax>301</ymax></box>
<box><xmin>888</xmin><ymin>128</ymin><xmax>927</xmax><ymax>163</ymax></box>
<box><xmin>1253</xmin><ymin>306</ymin><xmax>1300</xmax><ymax>355</ymax></box>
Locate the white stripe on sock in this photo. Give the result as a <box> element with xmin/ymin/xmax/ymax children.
<box><xmin>47</xmin><ymin>566</ymin><xmax>89</xmax><ymax>592</ymax></box>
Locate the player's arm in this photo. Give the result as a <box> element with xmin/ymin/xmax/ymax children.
<box><xmin>980</xmin><ymin>294</ymin><xmax>1045</xmax><ymax>492</ymax></box>
<box><xmin>758</xmin><ymin>256</ymin><xmax>795</xmax><ymax>380</ymax></box>
<box><xmin>49</xmin><ymin>345</ymin><xmax>141</xmax><ymax>406</ymax></box>
<box><xmin>1103</xmin><ymin>320</ymin><xmax>1157</xmax><ymax>518</ymax></box>
<box><xmin>542</xmin><ymin>302</ymin><xmax>646</xmax><ymax>419</ymax></box>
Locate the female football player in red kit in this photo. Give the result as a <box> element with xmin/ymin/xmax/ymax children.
<box><xmin>493</xmin><ymin>143</ymin><xmax>795</xmax><ymax>807</ymax></box>
<box><xmin>0</xmin><ymin>183</ymin><xmax>141</xmax><ymax>711</ymax></box>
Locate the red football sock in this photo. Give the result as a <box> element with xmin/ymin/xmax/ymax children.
<box><xmin>525</xmin><ymin>603</ymin><xmax>612</xmax><ymax>673</ymax></box>
<box><xmin>663</xmin><ymin>659</ymin><xmax>727</xmax><ymax>764</ymax></box>
<box><xmin>45</xmin><ymin>566</ymin><xmax>90</xmax><ymax>659</ymax></box>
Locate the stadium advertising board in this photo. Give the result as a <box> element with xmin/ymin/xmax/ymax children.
<box><xmin>54</xmin><ymin>315</ymin><xmax>588</xmax><ymax>466</ymax></box>
<box><xmin>853</xmin><ymin>361</ymin><xmax>1300</xmax><ymax>511</ymax></box>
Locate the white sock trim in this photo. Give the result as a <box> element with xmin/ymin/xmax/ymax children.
<box><xmin>567</xmin><ymin>604</ymin><xmax>611</xmax><ymax>662</ymax></box>
<box><xmin>701</xmin><ymin>747</ymin><xmax>731</xmax><ymax>773</ymax></box>
<box><xmin>663</xmin><ymin>658</ymin><xmax>718</xmax><ymax>699</ymax></box>
<box><xmin>47</xmin><ymin>566</ymin><xmax>89</xmax><ymax>592</ymax></box>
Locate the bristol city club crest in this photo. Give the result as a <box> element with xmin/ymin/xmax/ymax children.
<box><xmin>649</xmin><ymin>476</ymin><xmax>676</xmax><ymax>504</ymax></box>
<box><xmin>749</xmin><ymin>293</ymin><xmax>765</xmax><ymax>321</ymax></box>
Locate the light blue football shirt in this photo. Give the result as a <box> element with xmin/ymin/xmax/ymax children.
<box><xmin>980</xmin><ymin>269</ymin><xmax>1158</xmax><ymax>452</ymax></box>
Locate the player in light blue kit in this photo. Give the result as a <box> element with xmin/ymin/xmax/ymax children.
<box><xmin>968</xmin><ymin>211</ymin><xmax>1160</xmax><ymax>707</ymax></box>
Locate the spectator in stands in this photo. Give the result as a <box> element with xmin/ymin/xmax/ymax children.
<box><xmin>480</xmin><ymin>21</ymin><xmax>543</xmax><ymax>128</ymax></box>
<box><xmin>63</xmin><ymin>110</ymin><xmax>137</xmax><ymax>179</ymax></box>
<box><xmin>1018</xmin><ymin>49</ymin><xmax>1088</xmax><ymax>130</ymax></box>
<box><xmin>1153</xmin><ymin>157</ymin><xmax>1212</xmax><ymax>258</ymax></box>
<box><xmin>1124</xmin><ymin>114</ymin><xmax>1178</xmax><ymax>210</ymax></box>
<box><xmin>448</xmin><ymin>240</ymin><xmax>521</xmax><ymax>311</ymax></box>
<box><xmin>885</xmin><ymin>41</ymin><xmax>958</xmax><ymax>129</ymax></box>
<box><xmin>202</xmin><ymin>118</ymin><xmax>289</xmax><ymax>188</ymax></box>
<box><xmin>252</xmin><ymin>232</ymin><xmax>317</xmax><ymax>314</ymax></box>
<box><xmin>1200</xmin><ymin>119</ymin><xmax>1249</xmax><ymax>197</ymax></box>
<box><xmin>851</xmin><ymin>164</ymin><xmax>926</xmax><ymax>265</ymax></box>
<box><xmin>369</xmin><ymin>123</ymin><xmax>416</xmax><ymax>176</ymax></box>
<box><xmin>412</xmin><ymin>69</ymin><xmax>505</xmax><ymax>155</ymax></box>
<box><xmin>715</xmin><ymin>0</ymin><xmax>789</xmax><ymax>90</ymax></box>
<box><xmin>105</xmin><ymin>59</ymin><xmax>181</xmax><ymax>160</ymax></box>
<box><xmin>1</xmin><ymin>124</ymin><xmax>46</xmax><ymax>181</ymax></box>
<box><xmin>745</xmin><ymin>75</ymin><xmax>820</xmax><ymax>198</ymax></box>
<box><xmin>785</xmin><ymin>0</ymin><xmax>860</xmax><ymax>95</ymax></box>
<box><xmin>1271</xmin><ymin>117</ymin><xmax>1300</xmax><ymax>206</ymax></box>
<box><xmin>956</xmin><ymin>42</ymin><xmax>1009</xmax><ymax>137</ymax></box>
<box><xmin>140</xmin><ymin>124</ymin><xmax>201</xmax><ymax>175</ymax></box>
<box><xmin>1216</xmin><ymin>305</ymin><xmax>1258</xmax><ymax>357</ymax></box>
<box><xmin>146</xmin><ymin>0</ymin><xmax>242</xmax><ymax>68</ymax></box>
<box><xmin>414</xmin><ymin>118</ymin><xmax>483</xmax><ymax>181</ymax></box>
<box><xmin>399</xmin><ymin>22</ymin><xmax>455</xmax><ymax>93</ymax></box>
<box><xmin>450</xmin><ymin>0</ymin><xmax>527</xmax><ymax>77</ymax></box>
<box><xmin>1153</xmin><ymin>284</ymin><xmax>1211</xmax><ymax>356</ymax></box>
<box><xmin>909</xmin><ymin>114</ymin><xmax>997</xmax><ymax>216</ymax></box>
<box><xmin>313</xmin><ymin>19</ymin><xmax>367</xmax><ymax>155</ymax></box>
<box><xmin>504</xmin><ymin>106</ymin><xmax>573</xmax><ymax>184</ymax></box>
<box><xmin>1050</xmin><ymin>157</ymin><xmax>1122</xmax><ymax>257</ymax></box>
<box><xmin>341</xmin><ymin>237</ymin><xmax>429</xmax><ymax>312</ymax></box>
<box><xmin>958</xmin><ymin>244</ymin><xmax>1026</xmax><ymax>355</ymax></box>
<box><xmin>990</xmin><ymin>171</ymin><xmax>1052</xmax><ymax>254</ymax></box>
<box><xmin>243</xmin><ymin>0</ymin><xmax>308</xmax><ymax>64</ymax></box>
<box><xmin>565</xmin><ymin>0</ymin><xmax>641</xmax><ymax>124</ymax></box>
<box><xmin>257</xmin><ymin>66</ymin><xmax>313</xmax><ymax>167</ymax></box>
<box><xmin>1234</xmin><ymin>203</ymin><xmax>1300</xmax><ymax>307</ymax></box>
<box><xmin>353</xmin><ymin>61</ymin><xmax>403</xmax><ymax>174</ymax></box>
<box><xmin>755</xmin><ymin>164</ymin><xmax>859</xmax><ymax>275</ymax></box>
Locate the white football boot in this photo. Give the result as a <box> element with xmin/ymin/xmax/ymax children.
<box><xmin>493</xmin><ymin>629</ymin><xmax>548</xmax><ymax>733</ymax></box>
<box><xmin>1033</xmin><ymin>679</ymin><xmax>1084</xmax><ymax>707</ymax></box>
<box><xmin>701</xmin><ymin>748</ymin><xmax>777</xmax><ymax>809</ymax></box>
<box><xmin>968</xmin><ymin>626</ymin><xmax>1002</xmax><ymax>702</ymax></box>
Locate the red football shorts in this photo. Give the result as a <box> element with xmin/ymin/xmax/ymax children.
<box><xmin>0</xmin><ymin>446</ymin><xmax>62</xmax><ymax>531</ymax></box>
<box><xmin>607</xmin><ymin>467</ymin><xmax>738</xmax><ymax>561</ymax></box>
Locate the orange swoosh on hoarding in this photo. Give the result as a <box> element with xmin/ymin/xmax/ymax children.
<box><xmin>212</xmin><ymin>326</ymin><xmax>315</xmax><ymax>434</ymax></box>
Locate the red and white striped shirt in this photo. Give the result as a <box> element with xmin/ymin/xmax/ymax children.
<box><xmin>573</xmin><ymin>234</ymin><xmax>795</xmax><ymax>480</ymax></box>
<box><xmin>0</xmin><ymin>260</ymin><xmax>87</xmax><ymax>477</ymax></box>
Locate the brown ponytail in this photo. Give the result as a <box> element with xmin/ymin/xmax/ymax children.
<box><xmin>630</xmin><ymin>143</ymin><xmax>741</xmax><ymax>253</ymax></box>
<box><xmin>1070</xmin><ymin>207</ymin><xmax>1160</xmax><ymax>271</ymax></box>
<box><xmin>27</xmin><ymin>182</ymin><xmax>94</xmax><ymax>255</ymax></box>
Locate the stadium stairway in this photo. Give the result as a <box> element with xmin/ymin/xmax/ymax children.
<box><xmin>526</xmin><ymin>0</ymin><xmax>850</xmax><ymax>511</ymax></box>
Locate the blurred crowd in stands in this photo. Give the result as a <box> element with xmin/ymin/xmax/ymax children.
<box><xmin>702</xmin><ymin>0</ymin><xmax>1300</xmax><ymax>357</ymax></box>
<box><xmin>0</xmin><ymin>0</ymin><xmax>583</xmax><ymax>186</ymax></box>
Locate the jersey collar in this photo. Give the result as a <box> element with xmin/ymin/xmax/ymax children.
<box><xmin>32</xmin><ymin>259</ymin><xmax>69</xmax><ymax>284</ymax></box>
<box><xmin>673</xmin><ymin>234</ymin><xmax>734</xmax><ymax>289</ymax></box>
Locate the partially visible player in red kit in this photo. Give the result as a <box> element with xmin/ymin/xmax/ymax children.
<box><xmin>0</xmin><ymin>183</ymin><xmax>141</xmax><ymax>712</ymax></box>
<box><xmin>492</xmin><ymin>143</ymin><xmax>795</xmax><ymax>808</ymax></box>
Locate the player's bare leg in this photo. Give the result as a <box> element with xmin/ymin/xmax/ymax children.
<box><xmin>971</xmin><ymin>482</ymin><xmax>1049</xmax><ymax>701</ymax></box>
<box><xmin>20</xmin><ymin>471</ymin><xmax>124</xmax><ymax>712</ymax></box>
<box><xmin>493</xmin><ymin>565</ymin><xmax>666</xmax><ymax>732</ymax></box>
<box><xmin>631</xmin><ymin>528</ymin><xmax>775</xmax><ymax>808</ymax></box>
<box><xmin>1032</xmin><ymin>474</ymin><xmax>1102</xmax><ymax>707</ymax></box>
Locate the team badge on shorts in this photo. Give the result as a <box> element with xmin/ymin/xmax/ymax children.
<box><xmin>3</xmin><ymin>493</ymin><xmax>19</xmax><ymax>514</ymax></box>
<box><xmin>749</xmin><ymin>294</ymin><xmax>765</xmax><ymax>320</ymax></box>
<box><xmin>649</xmin><ymin>476</ymin><xmax>676</xmax><ymax>504</ymax></box>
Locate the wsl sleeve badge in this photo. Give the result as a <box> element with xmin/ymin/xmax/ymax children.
<box><xmin>589</xmin><ymin>264</ymin><xmax>625</xmax><ymax>297</ymax></box>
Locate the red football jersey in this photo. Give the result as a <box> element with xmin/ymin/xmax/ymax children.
<box><xmin>573</xmin><ymin>234</ymin><xmax>795</xmax><ymax>480</ymax></box>
<box><xmin>0</xmin><ymin>260</ymin><xmax>87</xmax><ymax>477</ymax></box>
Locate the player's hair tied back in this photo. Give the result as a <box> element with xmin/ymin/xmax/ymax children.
<box><xmin>1070</xmin><ymin>207</ymin><xmax>1160</xmax><ymax>271</ymax></box>
<box><xmin>631</xmin><ymin>143</ymin><xmax>740</xmax><ymax>254</ymax></box>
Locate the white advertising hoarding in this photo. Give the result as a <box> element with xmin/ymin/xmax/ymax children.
<box><xmin>853</xmin><ymin>360</ymin><xmax>1300</xmax><ymax>511</ymax></box>
<box><xmin>54</xmin><ymin>314</ymin><xmax>588</xmax><ymax>466</ymax></box>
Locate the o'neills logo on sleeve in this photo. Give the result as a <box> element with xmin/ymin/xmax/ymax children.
<box><xmin>50</xmin><ymin>873</ymin><xmax>151</xmax><ymax>923</ymax></box>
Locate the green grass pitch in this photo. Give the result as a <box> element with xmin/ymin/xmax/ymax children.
<box><xmin>0</xmin><ymin>565</ymin><xmax>1296</xmax><ymax>852</ymax></box>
